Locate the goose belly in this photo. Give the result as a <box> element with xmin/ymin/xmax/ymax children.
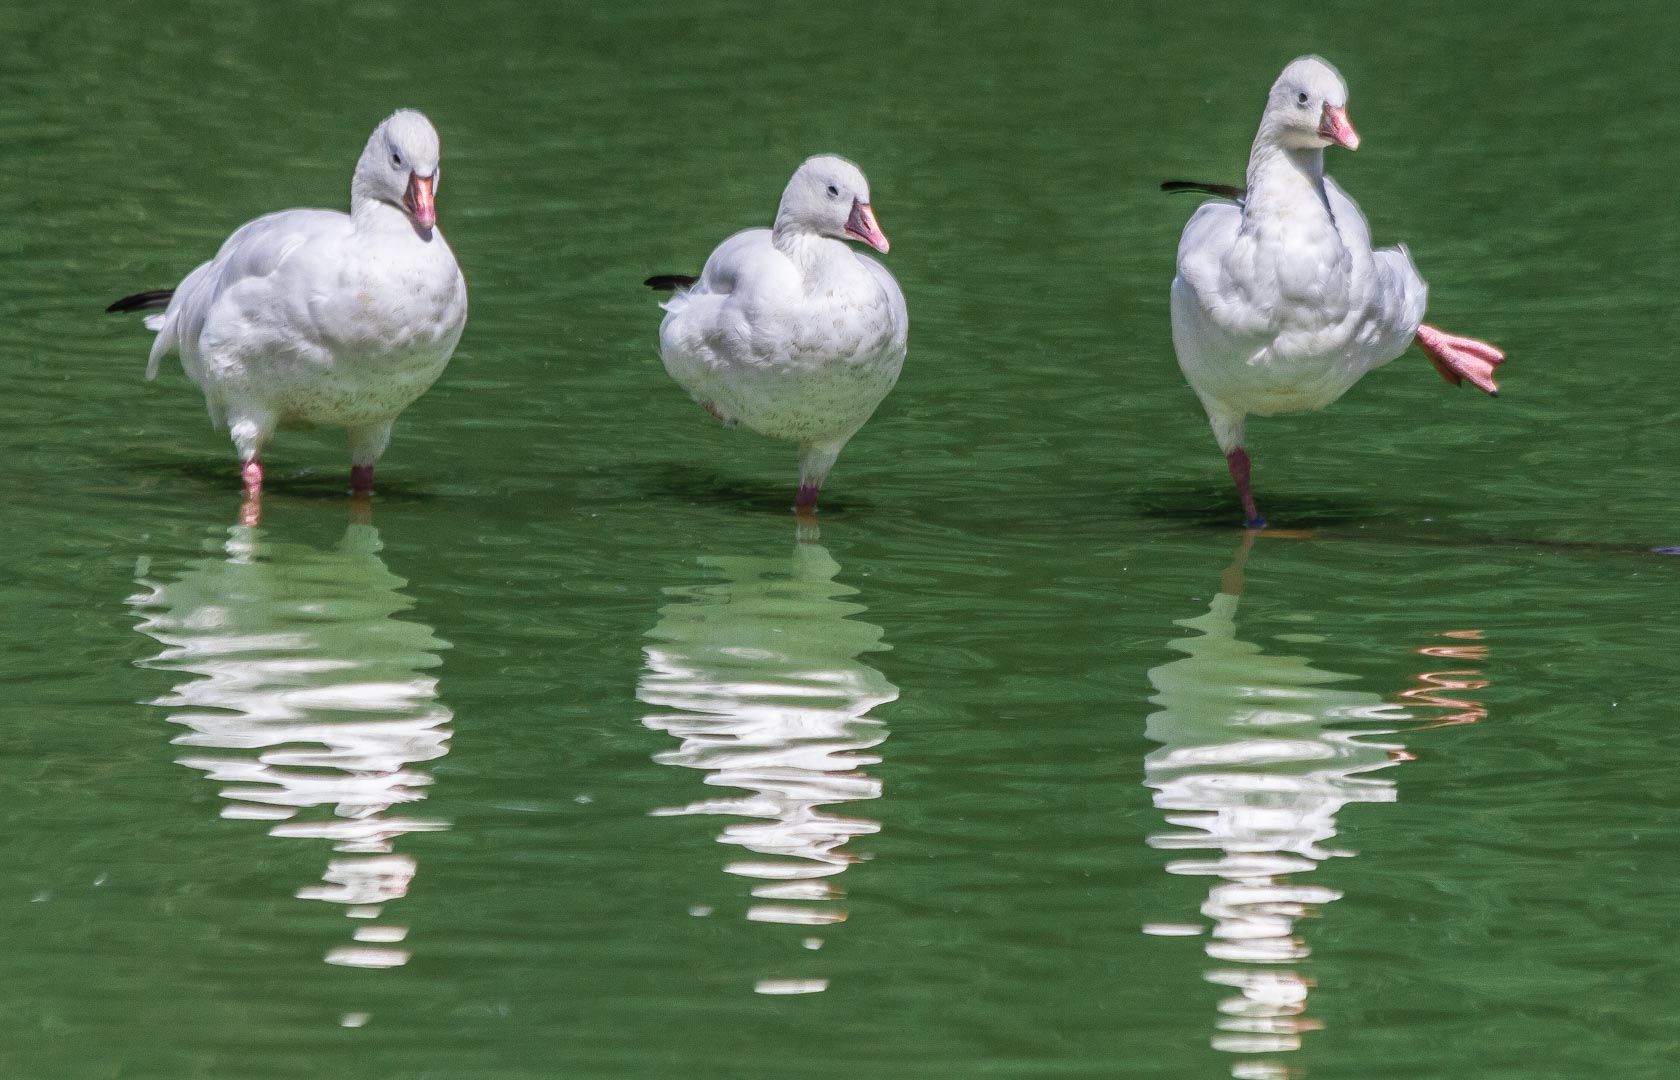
<box><xmin>678</xmin><ymin>339</ymin><xmax>902</xmax><ymax>443</ymax></box>
<box><xmin>669</xmin><ymin>297</ymin><xmax>904</xmax><ymax>442</ymax></box>
<box><xmin>1214</xmin><ymin>346</ymin><xmax>1371</xmax><ymax>416</ymax></box>
<box><xmin>733</xmin><ymin>349</ymin><xmax>902</xmax><ymax>441</ymax></box>
<box><xmin>266</xmin><ymin>341</ymin><xmax>458</xmax><ymax>427</ymax></box>
<box><xmin>1184</xmin><ymin>300</ymin><xmax>1389</xmax><ymax>417</ymax></box>
<box><xmin>213</xmin><ymin>268</ymin><xmax>466</xmax><ymax>428</ymax></box>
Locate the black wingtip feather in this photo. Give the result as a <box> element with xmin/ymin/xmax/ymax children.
<box><xmin>644</xmin><ymin>274</ymin><xmax>699</xmax><ymax>292</ymax></box>
<box><xmin>106</xmin><ymin>288</ymin><xmax>174</xmax><ymax>314</ymax></box>
<box><xmin>1160</xmin><ymin>180</ymin><xmax>1247</xmax><ymax>202</ymax></box>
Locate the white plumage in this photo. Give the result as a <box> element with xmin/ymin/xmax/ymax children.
<box><xmin>1170</xmin><ymin>56</ymin><xmax>1504</xmax><ymax>527</ymax></box>
<box><xmin>653</xmin><ymin>155</ymin><xmax>908</xmax><ymax>512</ymax></box>
<box><xmin>113</xmin><ymin>109</ymin><xmax>468</xmax><ymax>500</ymax></box>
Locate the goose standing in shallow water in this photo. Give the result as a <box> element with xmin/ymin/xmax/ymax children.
<box><xmin>1167</xmin><ymin>56</ymin><xmax>1506</xmax><ymax>528</ymax></box>
<box><xmin>108</xmin><ymin>110</ymin><xmax>468</xmax><ymax>506</ymax></box>
<box><xmin>647</xmin><ymin>155</ymin><xmax>908</xmax><ymax>514</ymax></box>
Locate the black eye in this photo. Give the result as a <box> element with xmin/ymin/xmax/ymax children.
<box><xmin>391</xmin><ymin>152</ymin><xmax>403</xmax><ymax>167</ymax></box>
<box><xmin>1296</xmin><ymin>92</ymin><xmax>1309</xmax><ymax>105</ymax></box>
<box><xmin>826</xmin><ymin>184</ymin><xmax>839</xmax><ymax>197</ymax></box>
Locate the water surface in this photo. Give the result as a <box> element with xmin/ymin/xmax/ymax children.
<box><xmin>3</xmin><ymin>2</ymin><xmax>1679</xmax><ymax>1078</ymax></box>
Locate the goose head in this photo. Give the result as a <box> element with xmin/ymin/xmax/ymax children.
<box><xmin>353</xmin><ymin>109</ymin><xmax>444</xmax><ymax>232</ymax></box>
<box><xmin>1261</xmin><ymin>56</ymin><xmax>1359</xmax><ymax>152</ymax></box>
<box><xmin>774</xmin><ymin>154</ymin><xmax>889</xmax><ymax>253</ymax></box>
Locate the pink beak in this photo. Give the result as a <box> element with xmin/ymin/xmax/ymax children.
<box><xmin>1318</xmin><ymin>104</ymin><xmax>1360</xmax><ymax>151</ymax></box>
<box><xmin>844</xmin><ymin>199</ymin><xmax>890</xmax><ymax>253</ymax></box>
<box><xmin>403</xmin><ymin>172</ymin><xmax>437</xmax><ymax>229</ymax></box>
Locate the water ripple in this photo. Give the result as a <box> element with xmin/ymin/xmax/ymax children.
<box><xmin>1143</xmin><ymin>533</ymin><xmax>1489</xmax><ymax>1077</ymax></box>
<box><xmin>130</xmin><ymin>518</ymin><xmax>451</xmax><ymax>973</ymax></box>
<box><xmin>638</xmin><ymin>531</ymin><xmax>897</xmax><ymax>993</ymax></box>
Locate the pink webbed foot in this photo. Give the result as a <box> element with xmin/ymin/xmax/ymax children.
<box><xmin>1416</xmin><ymin>324</ymin><xmax>1505</xmax><ymax>396</ymax></box>
<box><xmin>350</xmin><ymin>464</ymin><xmax>375</xmax><ymax>493</ymax></box>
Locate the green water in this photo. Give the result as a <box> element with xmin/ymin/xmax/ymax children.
<box><xmin>4</xmin><ymin>2</ymin><xmax>1679</xmax><ymax>1077</ymax></box>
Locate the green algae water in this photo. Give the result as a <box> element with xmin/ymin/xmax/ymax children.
<box><xmin>3</xmin><ymin>2</ymin><xmax>1679</xmax><ymax>1077</ymax></box>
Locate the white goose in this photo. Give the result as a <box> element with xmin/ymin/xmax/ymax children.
<box><xmin>1168</xmin><ymin>56</ymin><xmax>1505</xmax><ymax>528</ymax></box>
<box><xmin>109</xmin><ymin>110</ymin><xmax>468</xmax><ymax>501</ymax></box>
<box><xmin>647</xmin><ymin>155</ymin><xmax>908</xmax><ymax>513</ymax></box>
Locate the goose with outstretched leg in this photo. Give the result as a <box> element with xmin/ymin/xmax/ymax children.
<box><xmin>1165</xmin><ymin>57</ymin><xmax>1506</xmax><ymax>528</ymax></box>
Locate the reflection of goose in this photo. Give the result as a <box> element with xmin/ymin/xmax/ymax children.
<box><xmin>130</xmin><ymin>520</ymin><xmax>451</xmax><ymax>972</ymax></box>
<box><xmin>638</xmin><ymin>538</ymin><xmax>896</xmax><ymax>995</ymax></box>
<box><xmin>1142</xmin><ymin>534</ymin><xmax>1409</xmax><ymax>1078</ymax></box>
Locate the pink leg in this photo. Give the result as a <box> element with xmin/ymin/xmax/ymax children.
<box><xmin>239</xmin><ymin>459</ymin><xmax>263</xmax><ymax>527</ymax></box>
<box><xmin>795</xmin><ymin>443</ymin><xmax>839</xmax><ymax>517</ymax></box>
<box><xmin>1226</xmin><ymin>448</ymin><xmax>1265</xmax><ymax>530</ymax></box>
<box><xmin>350</xmin><ymin>464</ymin><xmax>375</xmax><ymax>493</ymax></box>
<box><xmin>1416</xmin><ymin>324</ymin><xmax>1505</xmax><ymax>396</ymax></box>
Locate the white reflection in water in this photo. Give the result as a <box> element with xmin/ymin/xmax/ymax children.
<box><xmin>1143</xmin><ymin>534</ymin><xmax>1410</xmax><ymax>1078</ymax></box>
<box><xmin>130</xmin><ymin>520</ymin><xmax>450</xmax><ymax>971</ymax></box>
<box><xmin>638</xmin><ymin>536</ymin><xmax>896</xmax><ymax>993</ymax></box>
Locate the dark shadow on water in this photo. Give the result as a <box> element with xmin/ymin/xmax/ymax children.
<box><xmin>126</xmin><ymin>452</ymin><xmax>1680</xmax><ymax>557</ymax></box>
<box><xmin>631</xmin><ymin>461</ymin><xmax>872</xmax><ymax>517</ymax></box>
<box><xmin>125</xmin><ymin>452</ymin><xmax>438</xmax><ymax>502</ymax></box>
<box><xmin>1129</xmin><ymin>484</ymin><xmax>1379</xmax><ymax>531</ymax></box>
<box><xmin>1127</xmin><ymin>485</ymin><xmax>1680</xmax><ymax>558</ymax></box>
